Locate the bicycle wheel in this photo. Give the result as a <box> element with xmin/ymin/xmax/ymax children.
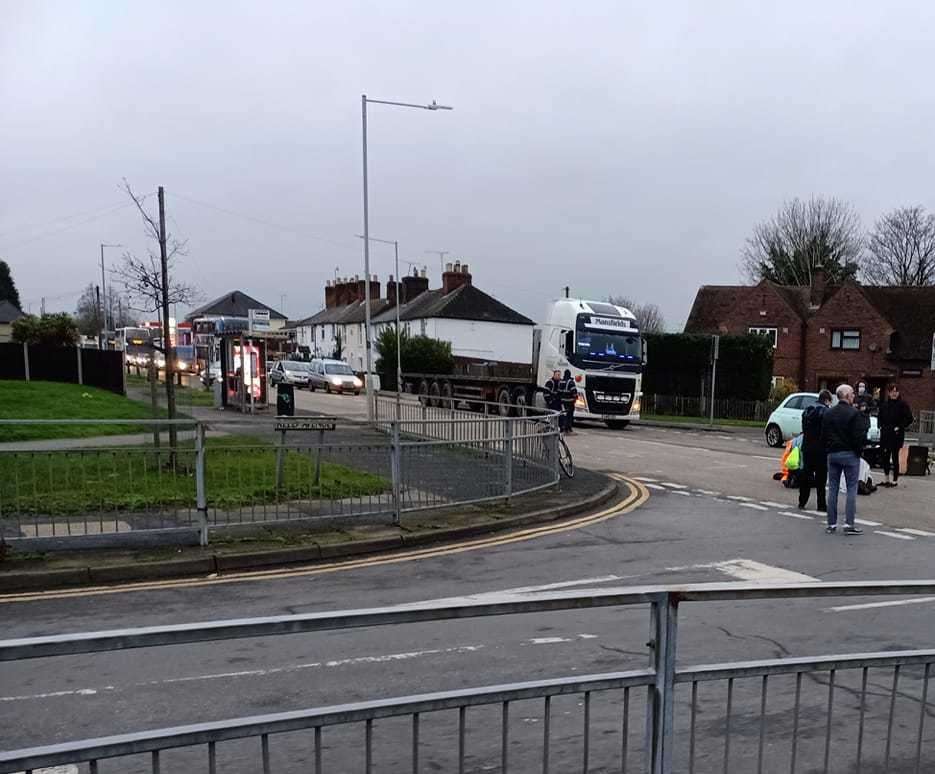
<box><xmin>558</xmin><ymin>437</ymin><xmax>575</xmax><ymax>478</ymax></box>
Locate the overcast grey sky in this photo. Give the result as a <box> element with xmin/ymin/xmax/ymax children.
<box><xmin>2</xmin><ymin>1</ymin><xmax>934</xmax><ymax>328</ymax></box>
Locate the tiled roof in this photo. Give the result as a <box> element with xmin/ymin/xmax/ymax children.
<box><xmin>862</xmin><ymin>286</ymin><xmax>935</xmax><ymax>360</ymax></box>
<box><xmin>186</xmin><ymin>291</ymin><xmax>287</xmax><ymax>321</ymax></box>
<box><xmin>373</xmin><ymin>285</ymin><xmax>534</xmax><ymax>325</ymax></box>
<box><xmin>0</xmin><ymin>299</ymin><xmax>24</xmax><ymax>324</ymax></box>
<box><xmin>684</xmin><ymin>286</ymin><xmax>745</xmax><ymax>332</ymax></box>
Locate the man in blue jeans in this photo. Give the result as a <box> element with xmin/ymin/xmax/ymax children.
<box><xmin>820</xmin><ymin>384</ymin><xmax>870</xmax><ymax>535</ymax></box>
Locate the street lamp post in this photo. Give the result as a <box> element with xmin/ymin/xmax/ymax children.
<box><xmin>99</xmin><ymin>242</ymin><xmax>122</xmax><ymax>348</ymax></box>
<box><xmin>361</xmin><ymin>94</ymin><xmax>452</xmax><ymax>421</ymax></box>
<box><xmin>358</xmin><ymin>235</ymin><xmax>403</xmax><ymax>420</ymax></box>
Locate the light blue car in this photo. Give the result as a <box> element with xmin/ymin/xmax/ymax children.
<box><xmin>765</xmin><ymin>392</ymin><xmax>880</xmax><ymax>448</ymax></box>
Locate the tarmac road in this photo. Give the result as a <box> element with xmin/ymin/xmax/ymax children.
<box><xmin>2</xmin><ymin>392</ymin><xmax>934</xmax><ymax>773</ymax></box>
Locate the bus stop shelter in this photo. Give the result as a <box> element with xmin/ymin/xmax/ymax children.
<box><xmin>217</xmin><ymin>329</ymin><xmax>285</xmax><ymax>413</ymax></box>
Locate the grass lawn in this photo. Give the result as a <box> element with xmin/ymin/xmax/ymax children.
<box><xmin>0</xmin><ymin>381</ymin><xmax>172</xmax><ymax>443</ymax></box>
<box><xmin>126</xmin><ymin>373</ymin><xmax>215</xmax><ymax>407</ymax></box>
<box><xmin>640</xmin><ymin>413</ymin><xmax>763</xmax><ymax>429</ymax></box>
<box><xmin>0</xmin><ymin>435</ymin><xmax>388</xmax><ymax>515</ymax></box>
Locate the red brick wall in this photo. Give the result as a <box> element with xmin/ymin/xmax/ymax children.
<box><xmin>804</xmin><ymin>285</ymin><xmax>895</xmax><ymax>392</ymax></box>
<box><xmin>699</xmin><ymin>284</ymin><xmax>805</xmax><ymax>385</ymax></box>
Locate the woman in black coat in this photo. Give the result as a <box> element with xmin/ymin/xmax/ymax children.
<box><xmin>878</xmin><ymin>383</ymin><xmax>914</xmax><ymax>487</ymax></box>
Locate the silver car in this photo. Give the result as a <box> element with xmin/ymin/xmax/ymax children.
<box><xmin>309</xmin><ymin>359</ymin><xmax>363</xmax><ymax>394</ymax></box>
<box><xmin>269</xmin><ymin>360</ymin><xmax>312</xmax><ymax>387</ymax></box>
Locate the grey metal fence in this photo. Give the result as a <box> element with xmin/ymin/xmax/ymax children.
<box><xmin>0</xmin><ymin>407</ymin><xmax>560</xmax><ymax>547</ymax></box>
<box><xmin>916</xmin><ymin>409</ymin><xmax>935</xmax><ymax>438</ymax></box>
<box><xmin>642</xmin><ymin>394</ymin><xmax>778</xmax><ymax>423</ymax></box>
<box><xmin>0</xmin><ymin>580</ymin><xmax>932</xmax><ymax>773</ymax></box>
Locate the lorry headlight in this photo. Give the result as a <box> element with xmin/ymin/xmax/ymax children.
<box><xmin>632</xmin><ymin>397</ymin><xmax>640</xmax><ymax>413</ymax></box>
<box><xmin>575</xmin><ymin>393</ymin><xmax>586</xmax><ymax>408</ymax></box>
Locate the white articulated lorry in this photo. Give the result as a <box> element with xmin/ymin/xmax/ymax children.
<box><xmin>403</xmin><ymin>296</ymin><xmax>645</xmax><ymax>428</ymax></box>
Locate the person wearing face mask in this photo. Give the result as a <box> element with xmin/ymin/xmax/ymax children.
<box><xmin>854</xmin><ymin>380</ymin><xmax>876</xmax><ymax>417</ymax></box>
<box><xmin>877</xmin><ymin>383</ymin><xmax>913</xmax><ymax>487</ymax></box>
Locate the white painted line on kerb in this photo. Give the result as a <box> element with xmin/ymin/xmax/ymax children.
<box><xmin>828</xmin><ymin>597</ymin><xmax>935</xmax><ymax>612</ymax></box>
<box><xmin>739</xmin><ymin>503</ymin><xmax>769</xmax><ymax>511</ymax></box>
<box><xmin>897</xmin><ymin>528</ymin><xmax>935</xmax><ymax>537</ymax></box>
<box><xmin>727</xmin><ymin>495</ymin><xmax>753</xmax><ymax>502</ymax></box>
<box><xmin>855</xmin><ymin>518</ymin><xmax>882</xmax><ymax>527</ymax></box>
<box><xmin>659</xmin><ymin>482</ymin><xmax>688</xmax><ymax>489</ymax></box>
<box><xmin>875</xmin><ymin>530</ymin><xmax>915</xmax><ymax>541</ymax></box>
<box><xmin>780</xmin><ymin>511</ymin><xmax>814</xmax><ymax>521</ymax></box>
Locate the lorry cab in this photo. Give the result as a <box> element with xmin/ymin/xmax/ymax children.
<box><xmin>536</xmin><ymin>298</ymin><xmax>644</xmax><ymax>428</ymax></box>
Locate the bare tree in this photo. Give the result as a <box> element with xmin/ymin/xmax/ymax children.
<box><xmin>74</xmin><ymin>283</ymin><xmax>102</xmax><ymax>338</ymax></box>
<box><xmin>741</xmin><ymin>197</ymin><xmax>863</xmax><ymax>285</ymax></box>
<box><xmin>862</xmin><ymin>206</ymin><xmax>935</xmax><ymax>286</ymax></box>
<box><xmin>112</xmin><ymin>182</ymin><xmax>201</xmax><ymax>452</ymax></box>
<box><xmin>607</xmin><ymin>295</ymin><xmax>666</xmax><ymax>333</ymax></box>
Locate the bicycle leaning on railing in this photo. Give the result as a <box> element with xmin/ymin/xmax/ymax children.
<box><xmin>534</xmin><ymin>417</ymin><xmax>574</xmax><ymax>478</ymax></box>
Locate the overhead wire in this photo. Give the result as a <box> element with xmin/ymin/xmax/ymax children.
<box><xmin>0</xmin><ymin>201</ymin><xmax>138</xmax><ymax>249</ymax></box>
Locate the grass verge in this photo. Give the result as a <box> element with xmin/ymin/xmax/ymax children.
<box><xmin>640</xmin><ymin>413</ymin><xmax>763</xmax><ymax>429</ymax></box>
<box><xmin>0</xmin><ymin>381</ymin><xmax>168</xmax><ymax>442</ymax></box>
<box><xmin>0</xmin><ymin>435</ymin><xmax>388</xmax><ymax>515</ymax></box>
<box><xmin>127</xmin><ymin>373</ymin><xmax>215</xmax><ymax>407</ymax></box>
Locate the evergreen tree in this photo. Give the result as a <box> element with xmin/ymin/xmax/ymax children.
<box><xmin>0</xmin><ymin>260</ymin><xmax>21</xmax><ymax>310</ymax></box>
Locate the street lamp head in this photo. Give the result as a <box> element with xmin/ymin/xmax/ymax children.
<box><xmin>427</xmin><ymin>100</ymin><xmax>453</xmax><ymax>111</ymax></box>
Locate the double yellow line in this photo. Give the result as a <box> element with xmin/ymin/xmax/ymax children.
<box><xmin>0</xmin><ymin>476</ymin><xmax>648</xmax><ymax>604</ymax></box>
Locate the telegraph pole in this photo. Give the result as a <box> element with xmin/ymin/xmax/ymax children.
<box><xmin>158</xmin><ymin>186</ymin><xmax>178</xmax><ymax>455</ymax></box>
<box><xmin>96</xmin><ymin>285</ymin><xmax>103</xmax><ymax>348</ymax></box>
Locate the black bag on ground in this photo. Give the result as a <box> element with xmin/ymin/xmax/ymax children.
<box><xmin>906</xmin><ymin>445</ymin><xmax>930</xmax><ymax>476</ymax></box>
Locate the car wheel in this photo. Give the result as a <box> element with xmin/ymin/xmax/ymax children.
<box><xmin>765</xmin><ymin>423</ymin><xmax>784</xmax><ymax>447</ymax></box>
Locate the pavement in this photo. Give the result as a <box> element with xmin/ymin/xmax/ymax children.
<box><xmin>2</xmin><ymin>391</ymin><xmax>934</xmax><ymax>773</ymax></box>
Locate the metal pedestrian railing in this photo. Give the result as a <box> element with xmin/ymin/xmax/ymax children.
<box><xmin>0</xmin><ymin>406</ymin><xmax>560</xmax><ymax>547</ymax></box>
<box><xmin>0</xmin><ymin>581</ymin><xmax>932</xmax><ymax>773</ymax></box>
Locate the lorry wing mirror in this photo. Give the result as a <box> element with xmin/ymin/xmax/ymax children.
<box><xmin>642</xmin><ymin>338</ymin><xmax>648</xmax><ymax>365</ymax></box>
<box><xmin>564</xmin><ymin>330</ymin><xmax>574</xmax><ymax>354</ymax></box>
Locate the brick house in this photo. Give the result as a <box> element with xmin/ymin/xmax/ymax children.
<box><xmin>685</xmin><ymin>276</ymin><xmax>935</xmax><ymax>411</ymax></box>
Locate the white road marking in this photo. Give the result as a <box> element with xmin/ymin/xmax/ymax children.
<box><xmin>727</xmin><ymin>495</ymin><xmax>753</xmax><ymax>502</ymax></box>
<box><xmin>12</xmin><ymin>767</ymin><xmax>78</xmax><ymax>774</ymax></box>
<box><xmin>828</xmin><ymin>597</ymin><xmax>935</xmax><ymax>612</ymax></box>
<box><xmin>659</xmin><ymin>482</ymin><xmax>689</xmax><ymax>489</ymax></box>
<box><xmin>854</xmin><ymin>518</ymin><xmax>882</xmax><ymax>526</ymax></box>
<box><xmin>759</xmin><ymin>501</ymin><xmax>788</xmax><ymax>508</ymax></box>
<box><xmin>529</xmin><ymin>637</ymin><xmax>572</xmax><ymax>645</ymax></box>
<box><xmin>644</xmin><ymin>483</ymin><xmax>666</xmax><ymax>491</ymax></box>
<box><xmin>634</xmin><ymin>476</ymin><xmax>658</xmax><ymax>482</ymax></box>
<box><xmin>751</xmin><ymin>455</ymin><xmax>779</xmax><ymax>461</ymax></box>
<box><xmin>666</xmin><ymin>559</ymin><xmax>818</xmax><ymax>583</ymax></box>
<box><xmin>0</xmin><ymin>646</ymin><xmax>486</xmax><ymax>702</ymax></box>
<box><xmin>805</xmin><ymin>510</ymin><xmax>826</xmax><ymax>517</ymax></box>
<box><xmin>896</xmin><ymin>528</ymin><xmax>935</xmax><ymax>537</ymax></box>
<box><xmin>671</xmin><ymin>490</ymin><xmax>693</xmax><ymax>496</ymax></box>
<box><xmin>875</xmin><ymin>530</ymin><xmax>915</xmax><ymax>541</ymax></box>
<box><xmin>695</xmin><ymin>489</ymin><xmax>721</xmax><ymax>496</ymax></box>
<box><xmin>779</xmin><ymin>511</ymin><xmax>814</xmax><ymax>521</ymax></box>
<box><xmin>578</xmin><ymin>633</ymin><xmax>599</xmax><ymax>639</ymax></box>
<box><xmin>739</xmin><ymin>503</ymin><xmax>769</xmax><ymax>511</ymax></box>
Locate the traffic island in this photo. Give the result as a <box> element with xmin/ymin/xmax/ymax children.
<box><xmin>0</xmin><ymin>469</ymin><xmax>634</xmax><ymax>593</ymax></box>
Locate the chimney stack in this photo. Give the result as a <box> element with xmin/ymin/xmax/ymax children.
<box><xmin>325</xmin><ymin>280</ymin><xmax>337</xmax><ymax>309</ymax></box>
<box><xmin>402</xmin><ymin>267</ymin><xmax>429</xmax><ymax>303</ymax></box>
<box><xmin>386</xmin><ymin>275</ymin><xmax>399</xmax><ymax>305</ymax></box>
<box><xmin>810</xmin><ymin>270</ymin><xmax>827</xmax><ymax>309</ymax></box>
<box><xmin>442</xmin><ymin>260</ymin><xmax>473</xmax><ymax>295</ymax></box>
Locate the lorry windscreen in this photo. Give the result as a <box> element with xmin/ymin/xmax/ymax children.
<box><xmin>572</xmin><ymin>317</ymin><xmax>641</xmax><ymax>367</ymax></box>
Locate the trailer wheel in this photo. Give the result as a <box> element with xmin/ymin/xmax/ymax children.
<box><xmin>418</xmin><ymin>380</ymin><xmax>430</xmax><ymax>405</ymax></box>
<box><xmin>429</xmin><ymin>380</ymin><xmax>441</xmax><ymax>407</ymax></box>
<box><xmin>511</xmin><ymin>388</ymin><xmax>529</xmax><ymax>416</ymax></box>
<box><xmin>496</xmin><ymin>387</ymin><xmax>512</xmax><ymax>416</ymax></box>
<box><xmin>440</xmin><ymin>381</ymin><xmax>454</xmax><ymax>409</ymax></box>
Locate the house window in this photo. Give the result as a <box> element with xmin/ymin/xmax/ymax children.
<box><xmin>831</xmin><ymin>329</ymin><xmax>861</xmax><ymax>350</ymax></box>
<box><xmin>748</xmin><ymin>327</ymin><xmax>778</xmax><ymax>348</ymax></box>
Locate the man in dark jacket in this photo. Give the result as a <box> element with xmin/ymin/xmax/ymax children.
<box><xmin>820</xmin><ymin>384</ymin><xmax>870</xmax><ymax>535</ymax></box>
<box><xmin>878</xmin><ymin>383</ymin><xmax>913</xmax><ymax>487</ymax></box>
<box><xmin>798</xmin><ymin>389</ymin><xmax>833</xmax><ymax>511</ymax></box>
<box><xmin>560</xmin><ymin>369</ymin><xmax>578</xmax><ymax>433</ymax></box>
<box><xmin>543</xmin><ymin>369</ymin><xmax>564</xmax><ymax>428</ymax></box>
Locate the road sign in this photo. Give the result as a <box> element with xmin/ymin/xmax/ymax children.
<box><xmin>249</xmin><ymin>308</ymin><xmax>271</xmax><ymax>332</ymax></box>
<box><xmin>274</xmin><ymin>419</ymin><xmax>337</xmax><ymax>432</ymax></box>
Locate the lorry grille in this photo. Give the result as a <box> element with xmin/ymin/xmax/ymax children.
<box><xmin>584</xmin><ymin>374</ymin><xmax>636</xmax><ymax>415</ymax></box>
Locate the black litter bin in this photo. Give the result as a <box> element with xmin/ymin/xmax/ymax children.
<box><xmin>276</xmin><ymin>383</ymin><xmax>295</xmax><ymax>416</ymax></box>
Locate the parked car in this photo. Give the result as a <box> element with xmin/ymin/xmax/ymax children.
<box><xmin>309</xmin><ymin>358</ymin><xmax>363</xmax><ymax>394</ymax></box>
<box><xmin>269</xmin><ymin>360</ymin><xmax>312</xmax><ymax>387</ymax></box>
<box><xmin>765</xmin><ymin>392</ymin><xmax>880</xmax><ymax>447</ymax></box>
<box><xmin>199</xmin><ymin>361</ymin><xmax>222</xmax><ymax>387</ymax></box>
